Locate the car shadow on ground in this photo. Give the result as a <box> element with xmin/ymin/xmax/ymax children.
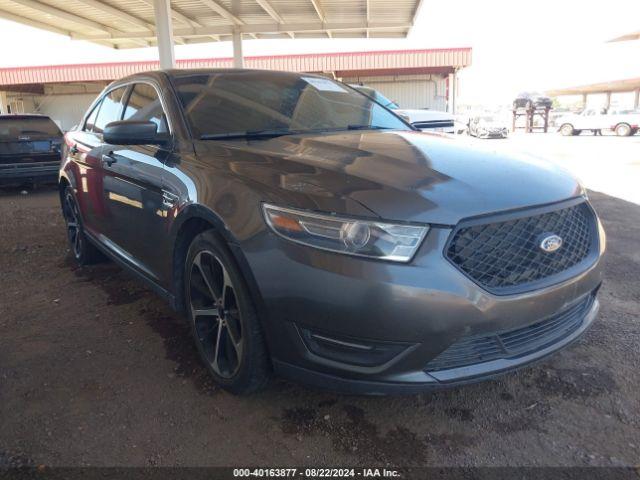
<box><xmin>1</xmin><ymin>187</ymin><xmax>638</xmax><ymax>467</ymax></box>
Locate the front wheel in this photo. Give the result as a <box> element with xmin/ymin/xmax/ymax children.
<box><xmin>560</xmin><ymin>124</ymin><xmax>575</xmax><ymax>136</ymax></box>
<box><xmin>615</xmin><ymin>123</ymin><xmax>632</xmax><ymax>137</ymax></box>
<box><xmin>185</xmin><ymin>230</ymin><xmax>270</xmax><ymax>394</ymax></box>
<box><xmin>61</xmin><ymin>186</ymin><xmax>104</xmax><ymax>265</ymax></box>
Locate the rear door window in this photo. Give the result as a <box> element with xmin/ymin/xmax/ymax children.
<box><xmin>91</xmin><ymin>87</ymin><xmax>127</xmax><ymax>134</ymax></box>
<box><xmin>122</xmin><ymin>83</ymin><xmax>169</xmax><ymax>134</ymax></box>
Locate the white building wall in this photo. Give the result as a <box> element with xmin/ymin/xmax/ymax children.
<box><xmin>342</xmin><ymin>74</ymin><xmax>448</xmax><ymax>111</ymax></box>
<box><xmin>5</xmin><ymin>93</ymin><xmax>96</xmax><ymax>131</ymax></box>
<box><xmin>34</xmin><ymin>94</ymin><xmax>96</xmax><ymax>131</ymax></box>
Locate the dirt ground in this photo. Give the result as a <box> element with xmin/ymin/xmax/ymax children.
<box><xmin>0</xmin><ymin>186</ymin><xmax>638</xmax><ymax>468</ymax></box>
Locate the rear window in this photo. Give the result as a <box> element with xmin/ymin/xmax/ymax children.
<box><xmin>0</xmin><ymin>117</ymin><xmax>62</xmax><ymax>140</ymax></box>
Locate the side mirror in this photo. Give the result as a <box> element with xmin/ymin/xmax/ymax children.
<box><xmin>103</xmin><ymin>120</ymin><xmax>164</xmax><ymax>145</ymax></box>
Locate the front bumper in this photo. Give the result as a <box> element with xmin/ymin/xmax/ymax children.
<box><xmin>244</xmin><ymin>207</ymin><xmax>605</xmax><ymax>395</ymax></box>
<box><xmin>275</xmin><ymin>296</ymin><xmax>598</xmax><ymax>395</ymax></box>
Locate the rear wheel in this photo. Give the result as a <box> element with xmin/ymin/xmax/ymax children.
<box><xmin>61</xmin><ymin>186</ymin><xmax>104</xmax><ymax>265</ymax></box>
<box><xmin>185</xmin><ymin>230</ymin><xmax>270</xmax><ymax>394</ymax></box>
<box><xmin>615</xmin><ymin>123</ymin><xmax>632</xmax><ymax>137</ymax></box>
<box><xmin>560</xmin><ymin>124</ymin><xmax>575</xmax><ymax>136</ymax></box>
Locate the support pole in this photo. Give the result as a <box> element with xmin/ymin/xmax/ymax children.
<box><xmin>232</xmin><ymin>29</ymin><xmax>244</xmax><ymax>68</ymax></box>
<box><xmin>634</xmin><ymin>89</ymin><xmax>639</xmax><ymax>110</ymax></box>
<box><xmin>153</xmin><ymin>0</ymin><xmax>175</xmax><ymax>69</ymax></box>
<box><xmin>605</xmin><ymin>91</ymin><xmax>611</xmax><ymax>111</ymax></box>
<box><xmin>0</xmin><ymin>91</ymin><xmax>8</xmax><ymax>115</ymax></box>
<box><xmin>582</xmin><ymin>93</ymin><xmax>587</xmax><ymax>108</ymax></box>
<box><xmin>447</xmin><ymin>72</ymin><xmax>457</xmax><ymax>114</ymax></box>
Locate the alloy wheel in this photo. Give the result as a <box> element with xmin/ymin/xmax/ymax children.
<box><xmin>189</xmin><ymin>250</ymin><xmax>243</xmax><ymax>378</ymax></box>
<box><xmin>63</xmin><ymin>191</ymin><xmax>83</xmax><ymax>259</ymax></box>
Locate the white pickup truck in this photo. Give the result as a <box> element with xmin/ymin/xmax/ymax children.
<box><xmin>556</xmin><ymin>108</ymin><xmax>639</xmax><ymax>137</ymax></box>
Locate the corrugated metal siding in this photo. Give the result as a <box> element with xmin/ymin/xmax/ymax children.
<box><xmin>0</xmin><ymin>48</ymin><xmax>471</xmax><ymax>86</ymax></box>
<box><xmin>344</xmin><ymin>74</ymin><xmax>448</xmax><ymax>110</ymax></box>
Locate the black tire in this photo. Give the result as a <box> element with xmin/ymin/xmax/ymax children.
<box><xmin>615</xmin><ymin>123</ymin><xmax>632</xmax><ymax>137</ymax></box>
<box><xmin>184</xmin><ymin>230</ymin><xmax>270</xmax><ymax>394</ymax></box>
<box><xmin>61</xmin><ymin>186</ymin><xmax>104</xmax><ymax>265</ymax></box>
<box><xmin>560</xmin><ymin>124</ymin><xmax>574</xmax><ymax>136</ymax></box>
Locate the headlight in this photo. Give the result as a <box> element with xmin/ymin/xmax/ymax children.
<box><xmin>263</xmin><ymin>204</ymin><xmax>428</xmax><ymax>262</ymax></box>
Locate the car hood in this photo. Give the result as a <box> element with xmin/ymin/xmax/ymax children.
<box><xmin>200</xmin><ymin>130</ymin><xmax>583</xmax><ymax>225</ymax></box>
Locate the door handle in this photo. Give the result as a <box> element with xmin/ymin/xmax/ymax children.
<box><xmin>101</xmin><ymin>153</ymin><xmax>117</xmax><ymax>166</ymax></box>
<box><xmin>70</xmin><ymin>144</ymin><xmax>79</xmax><ymax>155</ymax></box>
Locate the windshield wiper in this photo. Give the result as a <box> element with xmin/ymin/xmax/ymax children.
<box><xmin>200</xmin><ymin>129</ymin><xmax>300</xmax><ymax>140</ymax></box>
<box><xmin>346</xmin><ymin>125</ymin><xmax>393</xmax><ymax>131</ymax></box>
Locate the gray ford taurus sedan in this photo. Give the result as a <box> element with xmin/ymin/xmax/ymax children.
<box><xmin>59</xmin><ymin>70</ymin><xmax>605</xmax><ymax>394</ymax></box>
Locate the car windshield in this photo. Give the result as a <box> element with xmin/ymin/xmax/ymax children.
<box><xmin>354</xmin><ymin>86</ymin><xmax>399</xmax><ymax>110</ymax></box>
<box><xmin>172</xmin><ymin>73</ymin><xmax>409</xmax><ymax>139</ymax></box>
<box><xmin>0</xmin><ymin>117</ymin><xmax>62</xmax><ymax>141</ymax></box>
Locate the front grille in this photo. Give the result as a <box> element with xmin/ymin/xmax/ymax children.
<box><xmin>425</xmin><ymin>293</ymin><xmax>595</xmax><ymax>372</ymax></box>
<box><xmin>446</xmin><ymin>201</ymin><xmax>597</xmax><ymax>293</ymax></box>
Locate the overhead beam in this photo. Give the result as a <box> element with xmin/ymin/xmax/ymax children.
<box><xmin>72</xmin><ymin>21</ymin><xmax>411</xmax><ymax>40</ymax></box>
<box><xmin>74</xmin><ymin>0</ymin><xmax>153</xmax><ymax>32</ymax></box>
<box><xmin>0</xmin><ymin>8</ymin><xmax>71</xmax><ymax>37</ymax></box>
<box><xmin>309</xmin><ymin>0</ymin><xmax>326</xmax><ymax>21</ymax></box>
<box><xmin>7</xmin><ymin>0</ymin><xmax>149</xmax><ymax>46</ymax></box>
<box><xmin>309</xmin><ymin>0</ymin><xmax>331</xmax><ymax>38</ymax></box>
<box><xmin>136</xmin><ymin>0</ymin><xmax>218</xmax><ymax>41</ymax></box>
<box><xmin>8</xmin><ymin>0</ymin><xmax>113</xmax><ymax>33</ymax></box>
<box><xmin>198</xmin><ymin>0</ymin><xmax>243</xmax><ymax>25</ymax></box>
<box><xmin>255</xmin><ymin>0</ymin><xmax>293</xmax><ymax>38</ymax></box>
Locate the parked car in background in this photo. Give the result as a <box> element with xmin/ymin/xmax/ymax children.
<box><xmin>351</xmin><ymin>84</ymin><xmax>456</xmax><ymax>134</ymax></box>
<box><xmin>556</xmin><ymin>108</ymin><xmax>639</xmax><ymax>136</ymax></box>
<box><xmin>60</xmin><ymin>70</ymin><xmax>605</xmax><ymax>395</ymax></box>
<box><xmin>513</xmin><ymin>92</ymin><xmax>553</xmax><ymax>110</ymax></box>
<box><xmin>0</xmin><ymin>114</ymin><xmax>62</xmax><ymax>184</ymax></box>
<box><xmin>468</xmin><ymin>114</ymin><xmax>509</xmax><ymax>138</ymax></box>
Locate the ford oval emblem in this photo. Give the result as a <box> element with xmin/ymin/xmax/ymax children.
<box><xmin>540</xmin><ymin>234</ymin><xmax>563</xmax><ymax>253</ymax></box>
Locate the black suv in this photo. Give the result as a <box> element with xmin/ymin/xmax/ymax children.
<box><xmin>0</xmin><ymin>114</ymin><xmax>63</xmax><ymax>184</ymax></box>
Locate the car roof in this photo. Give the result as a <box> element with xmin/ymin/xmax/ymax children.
<box><xmin>114</xmin><ymin>68</ymin><xmax>331</xmax><ymax>85</ymax></box>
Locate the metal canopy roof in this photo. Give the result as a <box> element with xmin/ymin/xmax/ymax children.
<box><xmin>0</xmin><ymin>0</ymin><xmax>425</xmax><ymax>48</ymax></box>
<box><xmin>546</xmin><ymin>77</ymin><xmax>640</xmax><ymax>96</ymax></box>
<box><xmin>608</xmin><ymin>30</ymin><xmax>640</xmax><ymax>42</ymax></box>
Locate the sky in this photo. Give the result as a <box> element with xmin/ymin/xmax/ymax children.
<box><xmin>1</xmin><ymin>0</ymin><xmax>639</xmax><ymax>105</ymax></box>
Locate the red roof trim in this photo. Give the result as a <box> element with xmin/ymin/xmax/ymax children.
<box><xmin>0</xmin><ymin>47</ymin><xmax>472</xmax><ymax>72</ymax></box>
